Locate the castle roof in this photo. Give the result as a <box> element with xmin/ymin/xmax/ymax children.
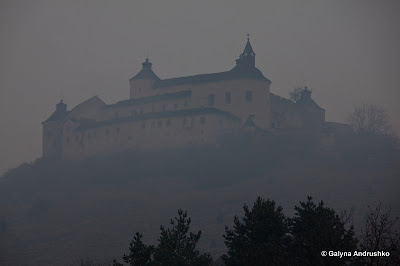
<box><xmin>130</xmin><ymin>37</ymin><xmax>270</xmax><ymax>87</ymax></box>
<box><xmin>153</xmin><ymin>67</ymin><xmax>270</xmax><ymax>88</ymax></box>
<box><xmin>43</xmin><ymin>100</ymin><xmax>69</xmax><ymax>123</ymax></box>
<box><xmin>45</xmin><ymin>110</ymin><xmax>70</xmax><ymax>122</ymax></box>
<box><xmin>75</xmin><ymin>107</ymin><xmax>240</xmax><ymax>131</ymax></box>
<box><xmin>130</xmin><ymin>58</ymin><xmax>160</xmax><ymax>81</ymax></box>
<box><xmin>296</xmin><ymin>88</ymin><xmax>325</xmax><ymax>111</ymax></box>
<box><xmin>106</xmin><ymin>90</ymin><xmax>191</xmax><ymax>108</ymax></box>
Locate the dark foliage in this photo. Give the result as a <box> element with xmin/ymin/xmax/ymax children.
<box><xmin>114</xmin><ymin>209</ymin><xmax>212</xmax><ymax>266</ymax></box>
<box><xmin>116</xmin><ymin>232</ymin><xmax>155</xmax><ymax>266</ymax></box>
<box><xmin>359</xmin><ymin>203</ymin><xmax>400</xmax><ymax>266</ymax></box>
<box><xmin>222</xmin><ymin>197</ymin><xmax>290</xmax><ymax>265</ymax></box>
<box><xmin>289</xmin><ymin>196</ymin><xmax>358</xmax><ymax>265</ymax></box>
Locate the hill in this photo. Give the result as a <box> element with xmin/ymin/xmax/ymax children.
<box><xmin>0</xmin><ymin>135</ymin><xmax>399</xmax><ymax>265</ymax></box>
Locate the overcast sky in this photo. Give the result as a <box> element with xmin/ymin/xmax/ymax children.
<box><xmin>0</xmin><ymin>0</ymin><xmax>399</xmax><ymax>174</ymax></box>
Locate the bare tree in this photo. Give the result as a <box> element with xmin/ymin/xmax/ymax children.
<box><xmin>347</xmin><ymin>104</ymin><xmax>394</xmax><ymax>137</ymax></box>
<box><xmin>289</xmin><ymin>86</ymin><xmax>305</xmax><ymax>103</ymax></box>
<box><xmin>360</xmin><ymin>203</ymin><xmax>400</xmax><ymax>266</ymax></box>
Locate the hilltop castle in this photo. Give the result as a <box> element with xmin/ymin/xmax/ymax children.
<box><xmin>42</xmin><ymin>37</ymin><xmax>327</xmax><ymax>160</ymax></box>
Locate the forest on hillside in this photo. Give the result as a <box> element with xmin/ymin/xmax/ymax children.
<box><xmin>0</xmin><ymin>131</ymin><xmax>399</xmax><ymax>265</ymax></box>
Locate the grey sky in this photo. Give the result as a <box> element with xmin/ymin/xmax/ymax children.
<box><xmin>0</xmin><ymin>0</ymin><xmax>399</xmax><ymax>174</ymax></box>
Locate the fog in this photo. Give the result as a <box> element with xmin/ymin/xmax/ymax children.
<box><xmin>0</xmin><ymin>1</ymin><xmax>400</xmax><ymax>265</ymax></box>
<box><xmin>0</xmin><ymin>0</ymin><xmax>399</xmax><ymax>174</ymax></box>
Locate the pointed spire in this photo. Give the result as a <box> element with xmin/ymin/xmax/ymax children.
<box><xmin>243</xmin><ymin>35</ymin><xmax>255</xmax><ymax>56</ymax></box>
<box><xmin>234</xmin><ymin>34</ymin><xmax>256</xmax><ymax>68</ymax></box>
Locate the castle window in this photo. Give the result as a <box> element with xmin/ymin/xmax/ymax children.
<box><xmin>225</xmin><ymin>92</ymin><xmax>231</xmax><ymax>104</ymax></box>
<box><xmin>246</xmin><ymin>91</ymin><xmax>253</xmax><ymax>102</ymax></box>
<box><xmin>166</xmin><ymin>120</ymin><xmax>171</xmax><ymax>128</ymax></box>
<box><xmin>158</xmin><ymin>121</ymin><xmax>162</xmax><ymax>128</ymax></box>
<box><xmin>141</xmin><ymin>122</ymin><xmax>146</xmax><ymax>129</ymax></box>
<box><xmin>200</xmin><ymin>117</ymin><xmax>206</xmax><ymax>124</ymax></box>
<box><xmin>208</xmin><ymin>94</ymin><xmax>214</xmax><ymax>106</ymax></box>
<box><xmin>174</xmin><ymin>104</ymin><xmax>178</xmax><ymax>109</ymax></box>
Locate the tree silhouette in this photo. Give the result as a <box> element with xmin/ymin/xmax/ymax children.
<box><xmin>113</xmin><ymin>232</ymin><xmax>155</xmax><ymax>266</ymax></box>
<box><xmin>360</xmin><ymin>203</ymin><xmax>400</xmax><ymax>266</ymax></box>
<box><xmin>153</xmin><ymin>209</ymin><xmax>212</xmax><ymax>265</ymax></box>
<box><xmin>347</xmin><ymin>104</ymin><xmax>394</xmax><ymax>137</ymax></box>
<box><xmin>222</xmin><ymin>197</ymin><xmax>290</xmax><ymax>265</ymax></box>
<box><xmin>114</xmin><ymin>209</ymin><xmax>211</xmax><ymax>266</ymax></box>
<box><xmin>289</xmin><ymin>196</ymin><xmax>358</xmax><ymax>265</ymax></box>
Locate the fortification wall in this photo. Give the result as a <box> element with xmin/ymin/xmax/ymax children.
<box><xmin>61</xmin><ymin>113</ymin><xmax>239</xmax><ymax>160</ymax></box>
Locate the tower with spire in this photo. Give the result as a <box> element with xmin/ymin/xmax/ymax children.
<box><xmin>235</xmin><ymin>34</ymin><xmax>256</xmax><ymax>69</ymax></box>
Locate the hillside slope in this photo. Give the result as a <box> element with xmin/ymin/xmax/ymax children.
<box><xmin>0</xmin><ymin>138</ymin><xmax>399</xmax><ymax>265</ymax></box>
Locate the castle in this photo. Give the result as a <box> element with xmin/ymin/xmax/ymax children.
<box><xmin>42</xmin><ymin>37</ymin><xmax>328</xmax><ymax>160</ymax></box>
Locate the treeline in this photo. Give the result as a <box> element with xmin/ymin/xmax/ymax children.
<box><xmin>97</xmin><ymin>196</ymin><xmax>399</xmax><ymax>266</ymax></box>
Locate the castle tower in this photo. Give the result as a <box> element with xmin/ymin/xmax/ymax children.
<box><xmin>235</xmin><ymin>34</ymin><xmax>256</xmax><ymax>69</ymax></box>
<box><xmin>42</xmin><ymin>99</ymin><xmax>68</xmax><ymax>158</ymax></box>
<box><xmin>129</xmin><ymin>58</ymin><xmax>160</xmax><ymax>99</ymax></box>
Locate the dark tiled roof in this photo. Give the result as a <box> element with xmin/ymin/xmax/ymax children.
<box><xmin>44</xmin><ymin>110</ymin><xmax>70</xmax><ymax>123</ymax></box>
<box><xmin>130</xmin><ymin>58</ymin><xmax>160</xmax><ymax>81</ymax></box>
<box><xmin>270</xmin><ymin>93</ymin><xmax>295</xmax><ymax>105</ymax></box>
<box><xmin>154</xmin><ymin>67</ymin><xmax>270</xmax><ymax>88</ymax></box>
<box><xmin>130</xmin><ymin>68</ymin><xmax>160</xmax><ymax>81</ymax></box>
<box><xmin>75</xmin><ymin>107</ymin><xmax>240</xmax><ymax>131</ymax></box>
<box><xmin>106</xmin><ymin>90</ymin><xmax>192</xmax><ymax>108</ymax></box>
<box><xmin>296</xmin><ymin>91</ymin><xmax>325</xmax><ymax>111</ymax></box>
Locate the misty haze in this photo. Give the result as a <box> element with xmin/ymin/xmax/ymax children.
<box><xmin>0</xmin><ymin>1</ymin><xmax>399</xmax><ymax>265</ymax></box>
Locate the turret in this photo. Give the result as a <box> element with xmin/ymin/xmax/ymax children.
<box><xmin>129</xmin><ymin>58</ymin><xmax>160</xmax><ymax>99</ymax></box>
<box><xmin>235</xmin><ymin>34</ymin><xmax>256</xmax><ymax>69</ymax></box>
<box><xmin>42</xmin><ymin>99</ymin><xmax>68</xmax><ymax>158</ymax></box>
